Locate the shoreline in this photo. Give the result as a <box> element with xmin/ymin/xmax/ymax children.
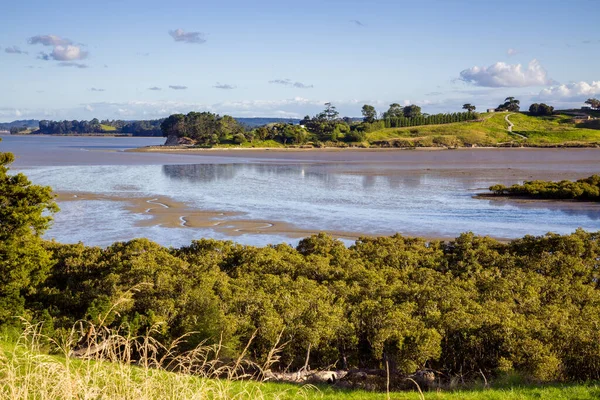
<box><xmin>1</xmin><ymin>133</ymin><xmax>157</xmax><ymax>138</ymax></box>
<box><xmin>128</xmin><ymin>144</ymin><xmax>600</xmax><ymax>155</ymax></box>
<box><xmin>475</xmin><ymin>193</ymin><xmax>600</xmax><ymax>204</ymax></box>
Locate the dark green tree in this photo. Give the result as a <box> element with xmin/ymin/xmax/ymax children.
<box><xmin>383</xmin><ymin>103</ymin><xmax>404</xmax><ymax>119</ymax></box>
<box><xmin>403</xmin><ymin>104</ymin><xmax>422</xmax><ymax>118</ymax></box>
<box><xmin>529</xmin><ymin>103</ymin><xmax>554</xmax><ymax>116</ymax></box>
<box><xmin>318</xmin><ymin>103</ymin><xmax>340</xmax><ymax>121</ymax></box>
<box><xmin>361</xmin><ymin>105</ymin><xmax>377</xmax><ymax>123</ymax></box>
<box><xmin>160</xmin><ymin>114</ymin><xmax>187</xmax><ymax>137</ymax></box>
<box><xmin>496</xmin><ymin>97</ymin><xmax>520</xmax><ymax>112</ymax></box>
<box><xmin>462</xmin><ymin>104</ymin><xmax>476</xmax><ymax>113</ymax></box>
<box><xmin>585</xmin><ymin>98</ymin><xmax>600</xmax><ymax>109</ymax></box>
<box><xmin>0</xmin><ymin>146</ymin><xmax>58</xmax><ymax>323</ymax></box>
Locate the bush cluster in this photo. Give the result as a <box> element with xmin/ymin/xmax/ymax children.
<box><xmin>490</xmin><ymin>175</ymin><xmax>600</xmax><ymax>200</ymax></box>
<box><xmin>23</xmin><ymin>229</ymin><xmax>600</xmax><ymax>382</ymax></box>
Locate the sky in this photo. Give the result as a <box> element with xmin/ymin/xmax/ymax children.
<box><xmin>1</xmin><ymin>0</ymin><xmax>599</xmax><ymax>121</ymax></box>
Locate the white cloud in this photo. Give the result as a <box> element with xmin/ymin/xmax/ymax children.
<box><xmin>5</xmin><ymin>45</ymin><xmax>27</xmax><ymax>55</ymax></box>
<box><xmin>30</xmin><ymin>34</ymin><xmax>88</xmax><ymax>64</ymax></box>
<box><xmin>459</xmin><ymin>59</ymin><xmax>552</xmax><ymax>87</ymax></box>
<box><xmin>50</xmin><ymin>45</ymin><xmax>88</xmax><ymax>61</ymax></box>
<box><xmin>117</xmin><ymin>108</ymin><xmax>136</xmax><ymax>116</ymax></box>
<box><xmin>269</xmin><ymin>79</ymin><xmax>314</xmax><ymax>89</ymax></box>
<box><xmin>538</xmin><ymin>81</ymin><xmax>600</xmax><ymax>100</ymax></box>
<box><xmin>214</xmin><ymin>82</ymin><xmax>236</xmax><ymax>90</ymax></box>
<box><xmin>169</xmin><ymin>29</ymin><xmax>206</xmax><ymax>44</ymax></box>
<box><xmin>85</xmin><ymin>105</ymin><xmax>94</xmax><ymax>112</ymax></box>
<box><xmin>507</xmin><ymin>48</ymin><xmax>518</xmax><ymax>56</ymax></box>
<box><xmin>57</xmin><ymin>62</ymin><xmax>88</xmax><ymax>69</ymax></box>
<box><xmin>15</xmin><ymin>109</ymin><xmax>22</xmax><ymax>117</ymax></box>
<box><xmin>28</xmin><ymin>34</ymin><xmax>72</xmax><ymax>46</ymax></box>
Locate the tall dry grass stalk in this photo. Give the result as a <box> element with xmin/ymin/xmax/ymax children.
<box><xmin>0</xmin><ymin>321</ymin><xmax>312</xmax><ymax>400</ymax></box>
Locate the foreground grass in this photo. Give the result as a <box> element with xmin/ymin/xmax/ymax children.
<box><xmin>366</xmin><ymin>112</ymin><xmax>600</xmax><ymax>147</ymax></box>
<box><xmin>2</xmin><ymin>339</ymin><xmax>599</xmax><ymax>400</ymax></box>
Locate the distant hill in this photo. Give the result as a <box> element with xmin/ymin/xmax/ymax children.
<box><xmin>0</xmin><ymin>119</ymin><xmax>40</xmax><ymax>130</ymax></box>
<box><xmin>0</xmin><ymin>117</ymin><xmax>301</xmax><ymax>133</ymax></box>
<box><xmin>366</xmin><ymin>112</ymin><xmax>600</xmax><ymax>147</ymax></box>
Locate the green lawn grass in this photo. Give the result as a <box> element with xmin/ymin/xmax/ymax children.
<box><xmin>100</xmin><ymin>123</ymin><xmax>117</xmax><ymax>132</ymax></box>
<box><xmin>213</xmin><ymin>139</ymin><xmax>286</xmax><ymax>148</ymax></box>
<box><xmin>508</xmin><ymin>113</ymin><xmax>600</xmax><ymax>144</ymax></box>
<box><xmin>366</xmin><ymin>112</ymin><xmax>600</xmax><ymax>147</ymax></box>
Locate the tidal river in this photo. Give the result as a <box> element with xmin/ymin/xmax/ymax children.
<box><xmin>2</xmin><ymin>134</ymin><xmax>600</xmax><ymax>247</ymax></box>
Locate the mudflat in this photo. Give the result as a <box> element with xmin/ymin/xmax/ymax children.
<box><xmin>55</xmin><ymin>192</ymin><xmax>371</xmax><ymax>241</ymax></box>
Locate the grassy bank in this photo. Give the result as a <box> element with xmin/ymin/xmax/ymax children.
<box><xmin>2</xmin><ymin>336</ymin><xmax>599</xmax><ymax>400</ymax></box>
<box><xmin>366</xmin><ymin>112</ymin><xmax>600</xmax><ymax>148</ymax></box>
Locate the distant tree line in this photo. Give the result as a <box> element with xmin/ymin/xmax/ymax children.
<box><xmin>36</xmin><ymin>118</ymin><xmax>163</xmax><ymax>136</ymax></box>
<box><xmin>357</xmin><ymin>103</ymin><xmax>479</xmax><ymax>133</ymax></box>
<box><xmin>158</xmin><ymin>102</ymin><xmax>481</xmax><ymax>147</ymax></box>
<box><xmin>490</xmin><ymin>175</ymin><xmax>600</xmax><ymax>200</ymax></box>
<box><xmin>161</xmin><ymin>112</ymin><xmax>246</xmax><ymax>145</ymax></box>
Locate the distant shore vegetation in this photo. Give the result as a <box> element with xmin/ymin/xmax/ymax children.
<box><xmin>157</xmin><ymin>97</ymin><xmax>600</xmax><ymax>148</ymax></box>
<box><xmin>5</xmin><ymin>97</ymin><xmax>600</xmax><ymax>148</ymax></box>
<box><xmin>489</xmin><ymin>175</ymin><xmax>600</xmax><ymax>201</ymax></box>
<box><xmin>159</xmin><ymin>102</ymin><xmax>480</xmax><ymax>147</ymax></box>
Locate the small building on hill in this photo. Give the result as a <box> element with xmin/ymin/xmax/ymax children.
<box><xmin>487</xmin><ymin>108</ymin><xmax>496</xmax><ymax>113</ymax></box>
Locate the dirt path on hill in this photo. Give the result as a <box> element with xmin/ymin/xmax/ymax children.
<box><xmin>506</xmin><ymin>113</ymin><xmax>527</xmax><ymax>140</ymax></box>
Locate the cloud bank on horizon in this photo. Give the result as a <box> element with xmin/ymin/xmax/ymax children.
<box><xmin>459</xmin><ymin>60</ymin><xmax>552</xmax><ymax>88</ymax></box>
<box><xmin>538</xmin><ymin>81</ymin><xmax>600</xmax><ymax>101</ymax></box>
<box><xmin>269</xmin><ymin>79</ymin><xmax>314</xmax><ymax>89</ymax></box>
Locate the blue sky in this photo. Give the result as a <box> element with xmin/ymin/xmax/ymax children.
<box><xmin>1</xmin><ymin>0</ymin><xmax>599</xmax><ymax>121</ymax></box>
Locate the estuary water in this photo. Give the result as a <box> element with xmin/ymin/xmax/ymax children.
<box><xmin>2</xmin><ymin>134</ymin><xmax>600</xmax><ymax>247</ymax></box>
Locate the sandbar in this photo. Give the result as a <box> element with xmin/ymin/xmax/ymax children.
<box><xmin>54</xmin><ymin>192</ymin><xmax>378</xmax><ymax>241</ymax></box>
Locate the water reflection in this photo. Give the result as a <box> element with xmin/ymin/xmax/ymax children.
<box><xmin>162</xmin><ymin>164</ymin><xmax>237</xmax><ymax>183</ymax></box>
<box><xmin>161</xmin><ymin>163</ymin><xmax>340</xmax><ymax>186</ymax></box>
<box><xmin>484</xmin><ymin>198</ymin><xmax>600</xmax><ymax>221</ymax></box>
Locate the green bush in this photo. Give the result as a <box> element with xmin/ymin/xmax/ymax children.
<box><xmin>488</xmin><ymin>175</ymin><xmax>600</xmax><ymax>200</ymax></box>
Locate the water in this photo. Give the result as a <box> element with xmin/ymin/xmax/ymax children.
<box><xmin>2</xmin><ymin>134</ymin><xmax>600</xmax><ymax>247</ymax></box>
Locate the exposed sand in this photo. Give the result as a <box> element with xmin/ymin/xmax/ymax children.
<box><xmin>55</xmin><ymin>192</ymin><xmax>374</xmax><ymax>241</ymax></box>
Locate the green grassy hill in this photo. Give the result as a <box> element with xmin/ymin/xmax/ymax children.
<box><xmin>366</xmin><ymin>112</ymin><xmax>600</xmax><ymax>148</ymax></box>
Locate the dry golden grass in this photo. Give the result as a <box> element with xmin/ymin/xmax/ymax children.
<box><xmin>0</xmin><ymin>321</ymin><xmax>312</xmax><ymax>400</ymax></box>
